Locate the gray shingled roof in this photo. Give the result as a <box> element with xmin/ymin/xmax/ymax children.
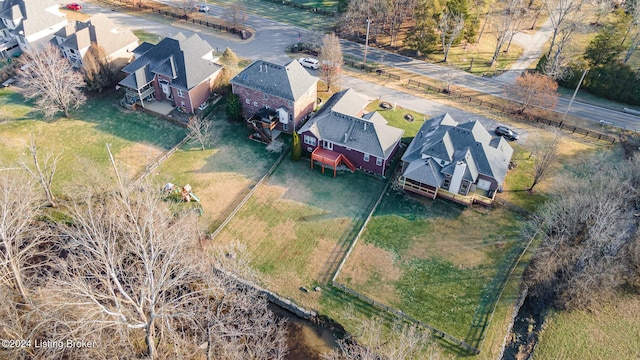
<box><xmin>230</xmin><ymin>59</ymin><xmax>317</xmax><ymax>101</ymax></box>
<box><xmin>402</xmin><ymin>113</ymin><xmax>513</xmax><ymax>186</ymax></box>
<box><xmin>403</xmin><ymin>157</ymin><xmax>444</xmax><ymax>188</ymax></box>
<box><xmin>298</xmin><ymin>89</ymin><xmax>404</xmax><ymax>159</ymax></box>
<box><xmin>56</xmin><ymin>14</ymin><xmax>137</xmax><ymax>59</ymax></box>
<box><xmin>120</xmin><ymin>33</ymin><xmax>221</xmax><ymax>91</ymax></box>
<box><xmin>1</xmin><ymin>0</ymin><xmax>65</xmax><ymax>37</ymax></box>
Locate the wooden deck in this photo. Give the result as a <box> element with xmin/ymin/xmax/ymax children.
<box><xmin>398</xmin><ymin>177</ymin><xmax>494</xmax><ymax>206</ymax></box>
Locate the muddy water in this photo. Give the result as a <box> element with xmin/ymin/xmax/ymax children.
<box><xmin>268</xmin><ymin>304</ymin><xmax>339</xmax><ymax>360</ymax></box>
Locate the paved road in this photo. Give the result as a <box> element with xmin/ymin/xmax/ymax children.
<box><xmin>86</xmin><ymin>1</ymin><xmax>640</xmax><ymax>131</ymax></box>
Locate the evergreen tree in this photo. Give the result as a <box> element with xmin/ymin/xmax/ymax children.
<box><xmin>226</xmin><ymin>93</ymin><xmax>243</xmax><ymax>122</ymax></box>
<box><xmin>584</xmin><ymin>11</ymin><xmax>627</xmax><ymax>67</ymax></box>
<box><xmin>291</xmin><ymin>129</ymin><xmax>301</xmax><ymax>161</ymax></box>
<box><xmin>406</xmin><ymin>0</ymin><xmax>441</xmax><ymax>56</ymax></box>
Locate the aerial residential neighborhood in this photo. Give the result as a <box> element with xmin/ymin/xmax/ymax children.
<box><xmin>0</xmin><ymin>0</ymin><xmax>639</xmax><ymax>359</ymax></box>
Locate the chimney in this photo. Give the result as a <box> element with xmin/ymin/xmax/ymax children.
<box><xmin>169</xmin><ymin>55</ymin><xmax>177</xmax><ymax>79</ymax></box>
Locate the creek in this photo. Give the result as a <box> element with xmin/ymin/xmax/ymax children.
<box><xmin>501</xmin><ymin>293</ymin><xmax>550</xmax><ymax>360</ymax></box>
<box><xmin>268</xmin><ymin>303</ymin><xmax>340</xmax><ymax>360</ymax></box>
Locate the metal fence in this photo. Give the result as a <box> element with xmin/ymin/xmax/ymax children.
<box><xmin>331</xmin><ymin>281</ymin><xmax>480</xmax><ymax>354</ymax></box>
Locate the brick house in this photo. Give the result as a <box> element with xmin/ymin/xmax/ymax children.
<box><xmin>53</xmin><ymin>14</ymin><xmax>138</xmax><ymax>69</ymax></box>
<box><xmin>298</xmin><ymin>88</ymin><xmax>404</xmax><ymax>177</ymax></box>
<box><xmin>118</xmin><ymin>33</ymin><xmax>222</xmax><ymax>114</ymax></box>
<box><xmin>230</xmin><ymin>59</ymin><xmax>317</xmax><ymax>140</ymax></box>
<box><xmin>398</xmin><ymin>113</ymin><xmax>513</xmax><ymax>205</ymax></box>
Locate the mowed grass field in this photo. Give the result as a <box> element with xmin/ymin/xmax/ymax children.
<box><xmin>336</xmin><ymin>190</ymin><xmax>527</xmax><ymax>340</ymax></box>
<box><xmin>534</xmin><ymin>294</ymin><xmax>640</xmax><ymax>360</ymax></box>
<box><xmin>0</xmin><ymin>89</ymin><xmax>187</xmax><ymax>192</ymax></box>
<box><xmin>152</xmin><ymin>109</ymin><xmax>280</xmax><ymax>231</ymax></box>
<box><xmin>213</xmin><ymin>159</ymin><xmax>387</xmax><ymax>310</ymax></box>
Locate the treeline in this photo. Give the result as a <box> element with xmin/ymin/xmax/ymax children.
<box><xmin>525</xmin><ymin>153</ymin><xmax>640</xmax><ymax>310</ymax></box>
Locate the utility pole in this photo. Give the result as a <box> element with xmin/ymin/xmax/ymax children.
<box><xmin>363</xmin><ymin>17</ymin><xmax>371</xmax><ymax>68</ymax></box>
<box><xmin>562</xmin><ymin>68</ymin><xmax>589</xmax><ymax>122</ymax></box>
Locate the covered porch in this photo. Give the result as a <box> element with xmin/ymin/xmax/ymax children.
<box><xmin>311</xmin><ymin>147</ymin><xmax>356</xmax><ymax>177</ymax></box>
<box><xmin>398</xmin><ymin>176</ymin><xmax>495</xmax><ymax>206</ymax></box>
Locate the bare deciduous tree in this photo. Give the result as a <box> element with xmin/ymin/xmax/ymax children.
<box><xmin>83</xmin><ymin>43</ymin><xmax>114</xmax><ymax>93</ymax></box>
<box><xmin>319</xmin><ymin>33</ymin><xmax>343</xmax><ymax>91</ymax></box>
<box><xmin>54</xmin><ymin>183</ymin><xmax>288</xmax><ymax>359</ymax></box>
<box><xmin>528</xmin><ymin>135</ymin><xmax>560</xmax><ymax>192</ymax></box>
<box><xmin>438</xmin><ymin>12</ymin><xmax>466</xmax><ymax>63</ymax></box>
<box><xmin>0</xmin><ymin>171</ymin><xmax>44</xmax><ymax>304</ymax></box>
<box><xmin>623</xmin><ymin>0</ymin><xmax>640</xmax><ymax>63</ymax></box>
<box><xmin>19</xmin><ymin>135</ymin><xmax>61</xmax><ymax>208</ymax></box>
<box><xmin>323</xmin><ymin>314</ymin><xmax>431</xmax><ymax>360</ymax></box>
<box><xmin>525</xmin><ymin>155</ymin><xmax>640</xmax><ymax>310</ymax></box>
<box><xmin>507</xmin><ymin>72</ymin><xmax>559</xmax><ymax>114</ymax></box>
<box><xmin>187</xmin><ymin>115</ymin><xmax>215</xmax><ymax>151</ymax></box>
<box><xmin>226</xmin><ymin>3</ymin><xmax>247</xmax><ymax>30</ymax></box>
<box><xmin>490</xmin><ymin>0</ymin><xmax>524</xmax><ymax>66</ymax></box>
<box><xmin>18</xmin><ymin>43</ymin><xmax>86</xmax><ymax>119</ymax></box>
<box><xmin>542</xmin><ymin>0</ymin><xmax>589</xmax><ymax>77</ymax></box>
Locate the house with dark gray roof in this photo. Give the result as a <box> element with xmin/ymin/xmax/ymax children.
<box><xmin>230</xmin><ymin>59</ymin><xmax>317</xmax><ymax>137</ymax></box>
<box><xmin>53</xmin><ymin>14</ymin><xmax>138</xmax><ymax>68</ymax></box>
<box><xmin>118</xmin><ymin>33</ymin><xmax>222</xmax><ymax>114</ymax></box>
<box><xmin>399</xmin><ymin>113</ymin><xmax>513</xmax><ymax>205</ymax></box>
<box><xmin>298</xmin><ymin>88</ymin><xmax>404</xmax><ymax>177</ymax></box>
<box><xmin>0</xmin><ymin>0</ymin><xmax>66</xmax><ymax>58</ymax></box>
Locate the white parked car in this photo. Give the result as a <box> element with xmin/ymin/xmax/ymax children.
<box><xmin>298</xmin><ymin>57</ymin><xmax>319</xmax><ymax>70</ymax></box>
<box><xmin>196</xmin><ymin>3</ymin><xmax>209</xmax><ymax>12</ymax></box>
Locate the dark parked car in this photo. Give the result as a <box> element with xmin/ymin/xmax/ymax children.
<box><xmin>495</xmin><ymin>126</ymin><xmax>519</xmax><ymax>140</ymax></box>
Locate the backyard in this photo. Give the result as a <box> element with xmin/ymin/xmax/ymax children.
<box><xmin>212</xmin><ymin>158</ymin><xmax>388</xmax><ymax>310</ymax></box>
<box><xmin>152</xmin><ymin>108</ymin><xmax>281</xmax><ymax>231</ymax></box>
<box><xmin>335</xmin><ymin>189</ymin><xmax>528</xmax><ymax>341</ymax></box>
<box><xmin>0</xmin><ymin>89</ymin><xmax>187</xmax><ymax>191</ymax></box>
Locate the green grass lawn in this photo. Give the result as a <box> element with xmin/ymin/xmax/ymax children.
<box><xmin>287</xmin><ymin>0</ymin><xmax>338</xmax><ymax>11</ymax></box>
<box><xmin>152</xmin><ymin>107</ymin><xmax>280</xmax><ymax>231</ymax></box>
<box><xmin>0</xmin><ymin>89</ymin><xmax>187</xmax><ymax>193</ymax></box>
<box><xmin>214</xmin><ymin>0</ymin><xmax>332</xmax><ymax>32</ymax></box>
<box><xmin>337</xmin><ymin>189</ymin><xmax>527</xmax><ymax>340</ymax></box>
<box><xmin>534</xmin><ymin>294</ymin><xmax>640</xmax><ymax>360</ymax></box>
<box><xmin>132</xmin><ymin>29</ymin><xmax>162</xmax><ymax>44</ymax></box>
<box><xmin>214</xmin><ymin>158</ymin><xmax>387</xmax><ymax>310</ymax></box>
<box><xmin>365</xmin><ymin>100</ymin><xmax>428</xmax><ymax>138</ymax></box>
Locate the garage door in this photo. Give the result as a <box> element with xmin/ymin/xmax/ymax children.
<box><xmin>477</xmin><ymin>179</ymin><xmax>491</xmax><ymax>191</ymax></box>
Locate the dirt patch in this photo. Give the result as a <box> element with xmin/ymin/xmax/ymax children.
<box><xmin>117</xmin><ymin>142</ymin><xmax>164</xmax><ymax>177</ymax></box>
<box><xmin>338</xmin><ymin>243</ymin><xmax>402</xmax><ymax>305</ymax></box>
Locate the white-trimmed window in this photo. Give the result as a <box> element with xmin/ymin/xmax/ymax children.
<box><xmin>283</xmin><ymin>122</ymin><xmax>288</xmax><ymax>131</ymax></box>
<box><xmin>376</xmin><ymin>157</ymin><xmax>382</xmax><ymax>166</ymax></box>
<box><xmin>364</xmin><ymin>154</ymin><xmax>370</xmax><ymax>162</ymax></box>
<box><xmin>323</xmin><ymin>140</ymin><xmax>333</xmax><ymax>150</ymax></box>
<box><xmin>303</xmin><ymin>135</ymin><xmax>316</xmax><ymax>146</ymax></box>
<box><xmin>177</xmin><ymin>89</ymin><xmax>184</xmax><ymax>98</ymax></box>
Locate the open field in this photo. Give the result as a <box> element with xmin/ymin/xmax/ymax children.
<box><xmin>337</xmin><ymin>188</ymin><xmax>527</xmax><ymax>340</ymax></box>
<box><xmin>0</xmin><ymin>89</ymin><xmax>187</xmax><ymax>192</ymax></box>
<box><xmin>534</xmin><ymin>294</ymin><xmax>640</xmax><ymax>360</ymax></box>
<box><xmin>152</xmin><ymin>108</ymin><xmax>280</xmax><ymax>231</ymax></box>
<box><xmin>213</xmin><ymin>158</ymin><xmax>387</xmax><ymax>310</ymax></box>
